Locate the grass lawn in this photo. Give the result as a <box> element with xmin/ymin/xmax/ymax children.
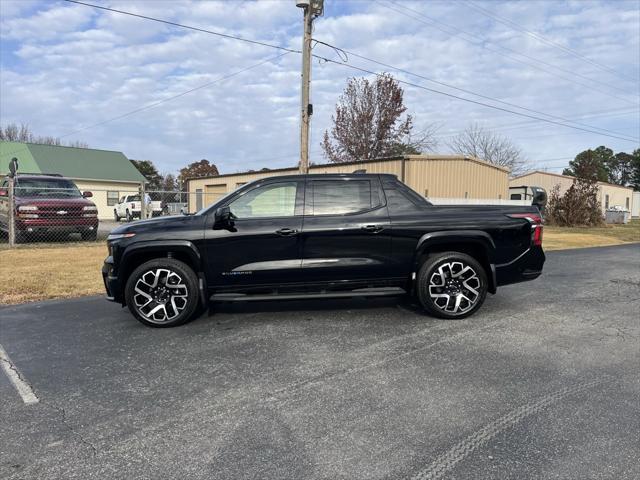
<box><xmin>0</xmin><ymin>245</ymin><xmax>106</xmax><ymax>304</ymax></box>
<box><xmin>544</xmin><ymin>219</ymin><xmax>640</xmax><ymax>250</ymax></box>
<box><xmin>1</xmin><ymin>220</ymin><xmax>638</xmax><ymax>305</ymax></box>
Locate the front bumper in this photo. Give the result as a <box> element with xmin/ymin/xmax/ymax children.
<box><xmin>16</xmin><ymin>218</ymin><xmax>99</xmax><ymax>234</ymax></box>
<box><xmin>102</xmin><ymin>256</ymin><xmax>121</xmax><ymax>302</ymax></box>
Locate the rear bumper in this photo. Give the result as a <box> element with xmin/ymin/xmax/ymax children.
<box><xmin>102</xmin><ymin>256</ymin><xmax>122</xmax><ymax>303</ymax></box>
<box><xmin>495</xmin><ymin>246</ymin><xmax>545</xmax><ymax>287</ymax></box>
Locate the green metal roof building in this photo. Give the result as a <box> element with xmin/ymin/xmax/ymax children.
<box><xmin>1</xmin><ymin>141</ymin><xmax>147</xmax><ymax>219</ymax></box>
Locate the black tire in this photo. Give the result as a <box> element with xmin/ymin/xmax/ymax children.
<box><xmin>125</xmin><ymin>210</ymin><xmax>132</xmax><ymax>222</ymax></box>
<box><xmin>416</xmin><ymin>252</ymin><xmax>488</xmax><ymax>319</ymax></box>
<box><xmin>125</xmin><ymin>258</ymin><xmax>201</xmax><ymax>328</ymax></box>
<box><xmin>114</xmin><ymin>210</ymin><xmax>120</xmax><ymax>222</ymax></box>
<box><xmin>81</xmin><ymin>230</ymin><xmax>97</xmax><ymax>241</ymax></box>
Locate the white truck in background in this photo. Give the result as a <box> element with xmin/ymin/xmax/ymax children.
<box><xmin>114</xmin><ymin>194</ymin><xmax>162</xmax><ymax>222</ymax></box>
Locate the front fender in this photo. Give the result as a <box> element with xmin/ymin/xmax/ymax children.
<box><xmin>120</xmin><ymin>240</ymin><xmax>201</xmax><ymax>268</ymax></box>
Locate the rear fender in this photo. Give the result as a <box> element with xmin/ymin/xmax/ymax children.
<box><xmin>413</xmin><ymin>230</ymin><xmax>497</xmax><ymax>294</ymax></box>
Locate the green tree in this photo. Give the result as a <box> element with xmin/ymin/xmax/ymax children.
<box><xmin>563</xmin><ymin>146</ymin><xmax>612</xmax><ymax>182</ymax></box>
<box><xmin>629</xmin><ymin>148</ymin><xmax>640</xmax><ymax>191</ymax></box>
<box><xmin>130</xmin><ymin>159</ymin><xmax>163</xmax><ymax>191</ymax></box>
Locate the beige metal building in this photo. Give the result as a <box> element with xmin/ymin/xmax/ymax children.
<box><xmin>187</xmin><ymin>155</ymin><xmax>510</xmax><ymax>212</ymax></box>
<box><xmin>509</xmin><ymin>171</ymin><xmax>634</xmax><ymax>213</ymax></box>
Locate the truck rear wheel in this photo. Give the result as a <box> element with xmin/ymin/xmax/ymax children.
<box><xmin>124</xmin><ymin>258</ymin><xmax>201</xmax><ymax>327</ymax></box>
<box><xmin>417</xmin><ymin>252</ymin><xmax>488</xmax><ymax>319</ymax></box>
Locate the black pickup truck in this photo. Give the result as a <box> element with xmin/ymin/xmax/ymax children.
<box><xmin>103</xmin><ymin>174</ymin><xmax>544</xmax><ymax>327</ymax></box>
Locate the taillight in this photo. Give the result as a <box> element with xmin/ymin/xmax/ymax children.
<box><xmin>508</xmin><ymin>213</ymin><xmax>543</xmax><ymax>247</ymax></box>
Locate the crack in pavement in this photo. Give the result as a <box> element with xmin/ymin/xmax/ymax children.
<box><xmin>45</xmin><ymin>402</ymin><xmax>99</xmax><ymax>458</ymax></box>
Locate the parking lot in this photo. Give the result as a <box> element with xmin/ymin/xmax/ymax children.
<box><xmin>1</xmin><ymin>245</ymin><xmax>638</xmax><ymax>479</ymax></box>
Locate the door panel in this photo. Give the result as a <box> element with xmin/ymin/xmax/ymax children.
<box><xmin>203</xmin><ymin>180</ymin><xmax>305</xmax><ymax>288</ymax></box>
<box><xmin>300</xmin><ymin>177</ymin><xmax>393</xmax><ymax>283</ymax></box>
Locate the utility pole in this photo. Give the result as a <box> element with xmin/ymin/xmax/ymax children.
<box><xmin>296</xmin><ymin>0</ymin><xmax>323</xmax><ymax>174</ymax></box>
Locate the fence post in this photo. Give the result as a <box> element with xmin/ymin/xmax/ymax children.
<box><xmin>140</xmin><ymin>182</ymin><xmax>147</xmax><ymax>220</ymax></box>
<box><xmin>8</xmin><ymin>176</ymin><xmax>15</xmax><ymax>247</ymax></box>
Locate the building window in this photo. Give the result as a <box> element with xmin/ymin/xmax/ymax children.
<box><xmin>107</xmin><ymin>191</ymin><xmax>119</xmax><ymax>206</ymax></box>
<box><xmin>605</xmin><ymin>194</ymin><xmax>610</xmax><ymax>209</ymax></box>
<box><xmin>626</xmin><ymin>197</ymin><xmax>630</xmax><ymax>210</ymax></box>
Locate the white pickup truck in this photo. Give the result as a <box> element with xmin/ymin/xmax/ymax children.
<box><xmin>113</xmin><ymin>194</ymin><xmax>162</xmax><ymax>222</ymax></box>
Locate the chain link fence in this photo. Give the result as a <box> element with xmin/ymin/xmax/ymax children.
<box><xmin>0</xmin><ymin>178</ymin><xmax>219</xmax><ymax>248</ymax></box>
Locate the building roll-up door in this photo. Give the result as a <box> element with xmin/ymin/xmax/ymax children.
<box><xmin>205</xmin><ymin>184</ymin><xmax>228</xmax><ymax>208</ymax></box>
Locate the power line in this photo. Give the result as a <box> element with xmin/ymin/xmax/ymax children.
<box><xmin>435</xmin><ymin>107</ymin><xmax>639</xmax><ymax>139</ymax></box>
<box><xmin>464</xmin><ymin>0</ymin><xmax>638</xmax><ymax>83</ymax></box>
<box><xmin>64</xmin><ymin>0</ymin><xmax>300</xmax><ymax>54</ymax></box>
<box><xmin>377</xmin><ymin>0</ymin><xmax>639</xmax><ymax>105</ymax></box>
<box><xmin>312</xmin><ymin>54</ymin><xmax>640</xmax><ymax>144</ymax></box>
<box><xmin>67</xmin><ymin>0</ymin><xmax>638</xmax><ymax>141</ymax></box>
<box><xmin>61</xmin><ymin>52</ymin><xmax>291</xmax><ymax>138</ymax></box>
<box><xmin>0</xmin><ymin>53</ymin><xmax>292</xmax><ymax>161</ymax></box>
<box><xmin>332</xmin><ymin>47</ymin><xmax>636</xmax><ymax>140</ymax></box>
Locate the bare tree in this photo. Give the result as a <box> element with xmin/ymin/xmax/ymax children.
<box><xmin>321</xmin><ymin>74</ymin><xmax>437</xmax><ymax>163</ymax></box>
<box><xmin>447</xmin><ymin>123</ymin><xmax>527</xmax><ymax>174</ymax></box>
<box><xmin>0</xmin><ymin>123</ymin><xmax>87</xmax><ymax>148</ymax></box>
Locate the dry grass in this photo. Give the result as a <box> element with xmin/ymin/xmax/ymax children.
<box><xmin>544</xmin><ymin>219</ymin><xmax>640</xmax><ymax>251</ymax></box>
<box><xmin>0</xmin><ymin>245</ymin><xmax>106</xmax><ymax>304</ymax></box>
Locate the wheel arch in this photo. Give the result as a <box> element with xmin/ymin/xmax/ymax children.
<box><xmin>413</xmin><ymin>231</ymin><xmax>497</xmax><ymax>294</ymax></box>
<box><xmin>118</xmin><ymin>241</ymin><xmax>205</xmax><ymax>305</ymax></box>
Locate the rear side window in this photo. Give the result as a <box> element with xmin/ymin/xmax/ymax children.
<box><xmin>311</xmin><ymin>180</ymin><xmax>379</xmax><ymax>215</ymax></box>
<box><xmin>385</xmin><ymin>187</ymin><xmax>425</xmax><ymax>214</ymax></box>
<box><xmin>510</xmin><ymin>194</ymin><xmax>522</xmax><ymax>200</ymax></box>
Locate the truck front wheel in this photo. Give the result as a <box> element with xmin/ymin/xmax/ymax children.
<box><xmin>124</xmin><ymin>258</ymin><xmax>201</xmax><ymax>327</ymax></box>
<box><xmin>417</xmin><ymin>252</ymin><xmax>488</xmax><ymax>319</ymax></box>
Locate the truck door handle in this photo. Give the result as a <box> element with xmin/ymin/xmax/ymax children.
<box><xmin>361</xmin><ymin>224</ymin><xmax>383</xmax><ymax>233</ymax></box>
<box><xmin>275</xmin><ymin>228</ymin><xmax>298</xmax><ymax>236</ymax></box>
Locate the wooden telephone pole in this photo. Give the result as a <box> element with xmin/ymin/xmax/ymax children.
<box><xmin>296</xmin><ymin>0</ymin><xmax>323</xmax><ymax>174</ymax></box>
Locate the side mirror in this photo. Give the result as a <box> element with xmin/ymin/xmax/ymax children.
<box><xmin>0</xmin><ymin>189</ymin><xmax>7</xmax><ymax>197</ymax></box>
<box><xmin>214</xmin><ymin>206</ymin><xmax>235</xmax><ymax>229</ymax></box>
<box><xmin>83</xmin><ymin>191</ymin><xmax>93</xmax><ymax>198</ymax></box>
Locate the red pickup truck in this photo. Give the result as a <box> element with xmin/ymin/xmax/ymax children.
<box><xmin>0</xmin><ymin>173</ymin><xmax>99</xmax><ymax>242</ymax></box>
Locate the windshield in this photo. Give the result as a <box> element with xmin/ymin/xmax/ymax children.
<box><xmin>15</xmin><ymin>178</ymin><xmax>82</xmax><ymax>198</ymax></box>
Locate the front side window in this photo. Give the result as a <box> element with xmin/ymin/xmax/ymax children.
<box><xmin>311</xmin><ymin>180</ymin><xmax>378</xmax><ymax>215</ymax></box>
<box><xmin>229</xmin><ymin>181</ymin><xmax>297</xmax><ymax>218</ymax></box>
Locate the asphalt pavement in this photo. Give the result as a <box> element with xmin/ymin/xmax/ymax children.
<box><xmin>1</xmin><ymin>244</ymin><xmax>638</xmax><ymax>479</ymax></box>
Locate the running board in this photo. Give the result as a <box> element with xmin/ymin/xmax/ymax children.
<box><xmin>210</xmin><ymin>287</ymin><xmax>407</xmax><ymax>302</ymax></box>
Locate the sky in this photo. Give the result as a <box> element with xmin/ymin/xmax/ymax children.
<box><xmin>1</xmin><ymin>0</ymin><xmax>639</xmax><ymax>176</ymax></box>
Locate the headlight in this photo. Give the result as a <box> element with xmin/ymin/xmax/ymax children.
<box><xmin>83</xmin><ymin>205</ymin><xmax>97</xmax><ymax>211</ymax></box>
<box><xmin>18</xmin><ymin>205</ymin><xmax>38</xmax><ymax>211</ymax></box>
<box><xmin>107</xmin><ymin>233</ymin><xmax>136</xmax><ymax>241</ymax></box>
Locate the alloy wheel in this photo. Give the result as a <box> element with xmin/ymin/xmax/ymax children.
<box><xmin>427</xmin><ymin>261</ymin><xmax>481</xmax><ymax>315</ymax></box>
<box><xmin>133</xmin><ymin>268</ymin><xmax>189</xmax><ymax>323</ymax></box>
